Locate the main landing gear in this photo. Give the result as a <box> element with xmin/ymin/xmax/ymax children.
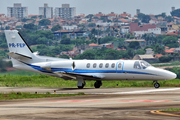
<box><xmin>76</xmin><ymin>77</ymin><xmax>102</xmax><ymax>89</ymax></box>
<box><xmin>77</xmin><ymin>77</ymin><xmax>86</xmax><ymax>89</ymax></box>
<box><xmin>94</xmin><ymin>80</ymin><xmax>102</xmax><ymax>88</ymax></box>
<box><xmin>153</xmin><ymin>81</ymin><xmax>160</xmax><ymax>88</ymax></box>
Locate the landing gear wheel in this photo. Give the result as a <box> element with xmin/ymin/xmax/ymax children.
<box><xmin>154</xmin><ymin>82</ymin><xmax>160</xmax><ymax>88</ymax></box>
<box><xmin>78</xmin><ymin>81</ymin><xmax>86</xmax><ymax>89</ymax></box>
<box><xmin>94</xmin><ymin>81</ymin><xmax>102</xmax><ymax>88</ymax></box>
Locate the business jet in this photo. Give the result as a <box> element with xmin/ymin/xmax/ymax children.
<box><xmin>4</xmin><ymin>30</ymin><xmax>177</xmax><ymax>89</ymax></box>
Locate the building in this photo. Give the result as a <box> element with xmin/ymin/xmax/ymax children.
<box><xmin>136</xmin><ymin>9</ymin><xmax>140</xmax><ymax>15</ymax></box>
<box><xmin>39</xmin><ymin>3</ymin><xmax>53</xmax><ymax>19</ymax></box>
<box><xmin>133</xmin><ymin>48</ymin><xmax>158</xmax><ymax>62</ymax></box>
<box><xmin>130</xmin><ymin>23</ymin><xmax>161</xmax><ymax>37</ymax></box>
<box><xmin>7</xmin><ymin>3</ymin><xmax>28</xmax><ymax>18</ymax></box>
<box><xmin>172</xmin><ymin>7</ymin><xmax>175</xmax><ymax>11</ymax></box>
<box><xmin>55</xmin><ymin>4</ymin><xmax>76</xmax><ymax>19</ymax></box>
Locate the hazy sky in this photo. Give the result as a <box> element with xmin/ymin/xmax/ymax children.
<box><xmin>0</xmin><ymin>0</ymin><xmax>180</xmax><ymax>16</ymax></box>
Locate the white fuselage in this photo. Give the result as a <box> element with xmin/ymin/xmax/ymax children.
<box><xmin>13</xmin><ymin>58</ymin><xmax>177</xmax><ymax>81</ymax></box>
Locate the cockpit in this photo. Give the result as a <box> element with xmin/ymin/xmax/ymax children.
<box><xmin>134</xmin><ymin>60</ymin><xmax>152</xmax><ymax>69</ymax></box>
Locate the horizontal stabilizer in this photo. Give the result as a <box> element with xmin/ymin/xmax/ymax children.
<box><xmin>7</xmin><ymin>52</ymin><xmax>32</xmax><ymax>59</ymax></box>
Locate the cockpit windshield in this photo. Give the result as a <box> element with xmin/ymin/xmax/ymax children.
<box><xmin>140</xmin><ymin>60</ymin><xmax>151</xmax><ymax>69</ymax></box>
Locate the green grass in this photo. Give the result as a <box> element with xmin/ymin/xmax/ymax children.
<box><xmin>0</xmin><ymin>92</ymin><xmax>85</xmax><ymax>100</ymax></box>
<box><xmin>0</xmin><ymin>74</ymin><xmax>179</xmax><ymax>87</ymax></box>
<box><xmin>160</xmin><ymin>108</ymin><xmax>180</xmax><ymax>111</ymax></box>
<box><xmin>0</xmin><ymin>70</ymin><xmax>39</xmax><ymax>76</ymax></box>
<box><xmin>152</xmin><ymin>61</ymin><xmax>180</xmax><ymax>67</ymax></box>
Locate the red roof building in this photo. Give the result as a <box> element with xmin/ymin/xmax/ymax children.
<box><xmin>130</xmin><ymin>23</ymin><xmax>156</xmax><ymax>32</ymax></box>
<box><xmin>166</xmin><ymin>31</ymin><xmax>179</xmax><ymax>36</ymax></box>
<box><xmin>89</xmin><ymin>43</ymin><xmax>99</xmax><ymax>46</ymax></box>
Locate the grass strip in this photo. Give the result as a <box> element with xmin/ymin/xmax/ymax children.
<box><xmin>152</xmin><ymin>61</ymin><xmax>180</xmax><ymax>67</ymax></box>
<box><xmin>0</xmin><ymin>74</ymin><xmax>179</xmax><ymax>87</ymax></box>
<box><xmin>160</xmin><ymin>108</ymin><xmax>180</xmax><ymax>111</ymax></box>
<box><xmin>0</xmin><ymin>92</ymin><xmax>85</xmax><ymax>100</ymax></box>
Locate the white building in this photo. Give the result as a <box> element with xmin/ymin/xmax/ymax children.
<box><xmin>39</xmin><ymin>3</ymin><xmax>53</xmax><ymax>19</ymax></box>
<box><xmin>55</xmin><ymin>4</ymin><xmax>76</xmax><ymax>19</ymax></box>
<box><xmin>134</xmin><ymin>28</ymin><xmax>161</xmax><ymax>37</ymax></box>
<box><xmin>121</xmin><ymin>26</ymin><xmax>129</xmax><ymax>34</ymax></box>
<box><xmin>7</xmin><ymin>3</ymin><xmax>28</xmax><ymax>18</ymax></box>
<box><xmin>62</xmin><ymin>25</ymin><xmax>78</xmax><ymax>30</ymax></box>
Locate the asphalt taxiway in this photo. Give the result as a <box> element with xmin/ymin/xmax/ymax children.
<box><xmin>0</xmin><ymin>87</ymin><xmax>180</xmax><ymax>120</ymax></box>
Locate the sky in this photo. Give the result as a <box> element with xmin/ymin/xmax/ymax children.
<box><xmin>0</xmin><ymin>0</ymin><xmax>180</xmax><ymax>16</ymax></box>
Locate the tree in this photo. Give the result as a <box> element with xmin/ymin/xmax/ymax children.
<box><xmin>162</xmin><ymin>36</ymin><xmax>179</xmax><ymax>48</ymax></box>
<box><xmin>23</xmin><ymin>23</ymin><xmax>36</xmax><ymax>30</ymax></box>
<box><xmin>165</xmin><ymin>16</ymin><xmax>174</xmax><ymax>22</ymax></box>
<box><xmin>137</xmin><ymin>13</ymin><xmax>145</xmax><ymax>20</ymax></box>
<box><xmin>39</xmin><ymin>19</ymin><xmax>51</xmax><ymax>26</ymax></box>
<box><xmin>171</xmin><ymin>9</ymin><xmax>180</xmax><ymax>17</ymax></box>
<box><xmin>154</xmin><ymin>44</ymin><xmax>165</xmax><ymax>54</ymax></box>
<box><xmin>88</xmin><ymin>23</ymin><xmax>96</xmax><ymax>27</ymax></box>
<box><xmin>0</xmin><ymin>43</ymin><xmax>7</xmax><ymax>48</ymax></box>
<box><xmin>60</xmin><ymin>35</ymin><xmax>71</xmax><ymax>44</ymax></box>
<box><xmin>59</xmin><ymin>55</ymin><xmax>69</xmax><ymax>59</ymax></box>
<box><xmin>159</xmin><ymin>56</ymin><xmax>173</xmax><ymax>62</ymax></box>
<box><xmin>142</xmin><ymin>15</ymin><xmax>151</xmax><ymax>23</ymax></box>
<box><xmin>138</xmin><ymin>13</ymin><xmax>151</xmax><ymax>23</ymax></box>
<box><xmin>51</xmin><ymin>24</ymin><xmax>62</xmax><ymax>32</ymax></box>
<box><xmin>135</xmin><ymin>49</ymin><xmax>146</xmax><ymax>55</ymax></box>
<box><xmin>128</xmin><ymin>41</ymin><xmax>141</xmax><ymax>49</ymax></box>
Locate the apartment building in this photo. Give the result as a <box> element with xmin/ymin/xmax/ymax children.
<box><xmin>55</xmin><ymin>4</ymin><xmax>76</xmax><ymax>19</ymax></box>
<box><xmin>39</xmin><ymin>3</ymin><xmax>53</xmax><ymax>19</ymax></box>
<box><xmin>7</xmin><ymin>3</ymin><xmax>28</xmax><ymax>18</ymax></box>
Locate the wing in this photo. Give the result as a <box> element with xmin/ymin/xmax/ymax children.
<box><xmin>54</xmin><ymin>71</ymin><xmax>103</xmax><ymax>80</ymax></box>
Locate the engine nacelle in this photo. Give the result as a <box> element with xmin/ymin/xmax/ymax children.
<box><xmin>33</xmin><ymin>60</ymin><xmax>74</xmax><ymax>71</ymax></box>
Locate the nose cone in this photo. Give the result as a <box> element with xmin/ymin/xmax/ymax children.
<box><xmin>166</xmin><ymin>71</ymin><xmax>177</xmax><ymax>80</ymax></box>
<box><xmin>152</xmin><ymin>68</ymin><xmax>177</xmax><ymax>80</ymax></box>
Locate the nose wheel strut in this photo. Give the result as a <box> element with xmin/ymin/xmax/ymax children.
<box><xmin>153</xmin><ymin>81</ymin><xmax>160</xmax><ymax>88</ymax></box>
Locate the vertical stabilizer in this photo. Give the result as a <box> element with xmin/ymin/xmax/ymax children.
<box><xmin>4</xmin><ymin>30</ymin><xmax>33</xmax><ymax>57</ymax></box>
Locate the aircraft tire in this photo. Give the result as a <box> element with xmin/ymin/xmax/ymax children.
<box><xmin>94</xmin><ymin>81</ymin><xmax>102</xmax><ymax>88</ymax></box>
<box><xmin>154</xmin><ymin>82</ymin><xmax>160</xmax><ymax>88</ymax></box>
<box><xmin>78</xmin><ymin>82</ymin><xmax>86</xmax><ymax>89</ymax></box>
<box><xmin>78</xmin><ymin>86</ymin><xmax>84</xmax><ymax>89</ymax></box>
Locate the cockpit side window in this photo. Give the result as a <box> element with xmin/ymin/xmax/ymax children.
<box><xmin>140</xmin><ymin>61</ymin><xmax>151</xmax><ymax>69</ymax></box>
<box><xmin>134</xmin><ymin>61</ymin><xmax>141</xmax><ymax>69</ymax></box>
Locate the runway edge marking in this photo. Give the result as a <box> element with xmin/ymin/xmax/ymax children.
<box><xmin>151</xmin><ymin>110</ymin><xmax>180</xmax><ymax>117</ymax></box>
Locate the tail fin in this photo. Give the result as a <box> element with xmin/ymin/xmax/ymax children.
<box><xmin>4</xmin><ymin>30</ymin><xmax>33</xmax><ymax>58</ymax></box>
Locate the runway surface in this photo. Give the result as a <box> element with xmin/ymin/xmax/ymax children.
<box><xmin>0</xmin><ymin>87</ymin><xmax>180</xmax><ymax>120</ymax></box>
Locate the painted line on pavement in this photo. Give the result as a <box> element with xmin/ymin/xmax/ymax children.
<box><xmin>151</xmin><ymin>110</ymin><xmax>180</xmax><ymax>117</ymax></box>
<box><xmin>120</xmin><ymin>100</ymin><xmax>170</xmax><ymax>103</ymax></box>
<box><xmin>50</xmin><ymin>100</ymin><xmax>99</xmax><ymax>103</ymax></box>
<box><xmin>91</xmin><ymin>88</ymin><xmax>180</xmax><ymax>94</ymax></box>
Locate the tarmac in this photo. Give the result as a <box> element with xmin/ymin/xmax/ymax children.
<box><xmin>0</xmin><ymin>87</ymin><xmax>180</xmax><ymax>120</ymax></box>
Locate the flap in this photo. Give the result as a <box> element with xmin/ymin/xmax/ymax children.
<box><xmin>54</xmin><ymin>71</ymin><xmax>103</xmax><ymax>80</ymax></box>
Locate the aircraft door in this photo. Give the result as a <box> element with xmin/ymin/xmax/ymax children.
<box><xmin>116</xmin><ymin>61</ymin><xmax>126</xmax><ymax>80</ymax></box>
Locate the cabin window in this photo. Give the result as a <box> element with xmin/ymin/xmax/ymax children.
<box><xmin>86</xmin><ymin>63</ymin><xmax>90</xmax><ymax>68</ymax></box>
<box><xmin>111</xmin><ymin>63</ymin><xmax>115</xmax><ymax>68</ymax></box>
<box><xmin>93</xmin><ymin>63</ymin><xmax>97</xmax><ymax>68</ymax></box>
<box><xmin>134</xmin><ymin>61</ymin><xmax>141</xmax><ymax>69</ymax></box>
<box><xmin>118</xmin><ymin>63</ymin><xmax>121</xmax><ymax>68</ymax></box>
<box><xmin>105</xmin><ymin>63</ymin><xmax>109</xmax><ymax>68</ymax></box>
<box><xmin>99</xmin><ymin>63</ymin><xmax>103</xmax><ymax>68</ymax></box>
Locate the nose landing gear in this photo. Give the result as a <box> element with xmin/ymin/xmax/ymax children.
<box><xmin>153</xmin><ymin>81</ymin><xmax>160</xmax><ymax>88</ymax></box>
